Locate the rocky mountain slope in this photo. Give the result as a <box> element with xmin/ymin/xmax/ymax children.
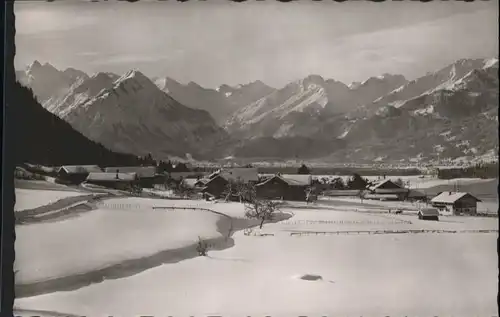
<box><xmin>16</xmin><ymin>61</ymin><xmax>88</xmax><ymax>105</ymax></box>
<box><xmin>230</xmin><ymin>58</ymin><xmax>498</xmax><ymax>162</ymax></box>
<box><xmin>17</xmin><ymin>57</ymin><xmax>498</xmax><ymax>163</ymax></box>
<box><xmin>324</xmin><ymin>58</ymin><xmax>499</xmax><ymax>163</ymax></box>
<box><xmin>224</xmin><ymin>73</ymin><xmax>407</xmax><ymax>139</ymax></box>
<box><xmin>155</xmin><ymin>77</ymin><xmax>274</xmax><ymax>123</ymax></box>
<box><xmin>63</xmin><ymin>70</ymin><xmax>230</xmax><ymax>160</ymax></box>
<box><xmin>45</xmin><ymin>72</ymin><xmax>120</xmax><ymax>117</ymax></box>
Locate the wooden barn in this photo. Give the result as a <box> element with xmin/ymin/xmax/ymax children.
<box><xmin>430</xmin><ymin>192</ymin><xmax>481</xmax><ymax>215</ymax></box>
<box><xmin>85</xmin><ymin>172</ymin><xmax>138</xmax><ymax>190</ymax></box>
<box><xmin>367</xmin><ymin>179</ymin><xmax>410</xmax><ymax>201</ymax></box>
<box><xmin>56</xmin><ymin>165</ymin><xmax>103</xmax><ymax>185</ymax></box>
<box><xmin>199</xmin><ymin>175</ymin><xmax>229</xmax><ymax>199</ymax></box>
<box><xmin>255</xmin><ymin>174</ymin><xmax>312</xmax><ymax>201</ymax></box>
<box><xmin>105</xmin><ymin>166</ymin><xmax>156</xmax><ymax>188</ymax></box>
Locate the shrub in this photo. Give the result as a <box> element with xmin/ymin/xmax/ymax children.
<box><xmin>196</xmin><ymin>236</ymin><xmax>210</xmax><ymax>256</ymax></box>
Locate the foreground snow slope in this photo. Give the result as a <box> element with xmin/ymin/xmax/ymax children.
<box><xmin>14</xmin><ymin>189</ymin><xmax>88</xmax><ymax>211</ymax></box>
<box><xmin>16</xmin><ymin>233</ymin><xmax>497</xmax><ymax>317</ymax></box>
<box><xmin>15</xmin><ymin>198</ymin><xmax>224</xmax><ymax>284</ymax></box>
<box><xmin>16</xmin><ymin>204</ymin><xmax>498</xmax><ymax>317</ymax></box>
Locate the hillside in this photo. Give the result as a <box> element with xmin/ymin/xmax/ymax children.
<box><xmin>156</xmin><ymin>78</ymin><xmax>274</xmax><ymax>123</ymax></box>
<box><xmin>230</xmin><ymin>58</ymin><xmax>498</xmax><ymax>162</ymax></box>
<box><xmin>63</xmin><ymin>70</ymin><xmax>230</xmax><ymax>160</ymax></box>
<box><xmin>16</xmin><ymin>60</ymin><xmax>88</xmax><ymax>105</ymax></box>
<box><xmin>224</xmin><ymin>74</ymin><xmax>407</xmax><ymax>139</ymax></box>
<box><xmin>12</xmin><ymin>82</ymin><xmax>141</xmax><ymax>166</ymax></box>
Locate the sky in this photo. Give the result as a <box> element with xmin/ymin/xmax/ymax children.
<box><xmin>14</xmin><ymin>0</ymin><xmax>499</xmax><ymax>89</ymax></box>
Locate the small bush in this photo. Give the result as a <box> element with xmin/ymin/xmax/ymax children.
<box><xmin>196</xmin><ymin>236</ymin><xmax>210</xmax><ymax>256</ymax></box>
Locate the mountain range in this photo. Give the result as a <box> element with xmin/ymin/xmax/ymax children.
<box><xmin>16</xmin><ymin>57</ymin><xmax>499</xmax><ymax>164</ymax></box>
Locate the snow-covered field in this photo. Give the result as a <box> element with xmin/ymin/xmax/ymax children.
<box><xmin>14</xmin><ymin>189</ymin><xmax>88</xmax><ymax>212</ymax></box>
<box><xmin>15</xmin><ymin>197</ymin><xmax>498</xmax><ymax>317</ymax></box>
<box><xmin>15</xmin><ymin>198</ymin><xmax>225</xmax><ymax>285</ymax></box>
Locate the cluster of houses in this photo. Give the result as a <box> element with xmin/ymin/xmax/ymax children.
<box><xmin>56</xmin><ymin>165</ymin><xmax>159</xmax><ymax>190</ymax></box>
<box><xmin>181</xmin><ymin>168</ymin><xmax>313</xmax><ymax>201</ymax></box>
<box><xmin>54</xmin><ymin>165</ymin><xmax>483</xmax><ymax>216</ymax></box>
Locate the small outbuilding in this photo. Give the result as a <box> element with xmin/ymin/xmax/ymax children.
<box><xmin>418</xmin><ymin>208</ymin><xmax>440</xmax><ymax>221</ymax></box>
<box><xmin>430</xmin><ymin>192</ymin><xmax>481</xmax><ymax>215</ymax></box>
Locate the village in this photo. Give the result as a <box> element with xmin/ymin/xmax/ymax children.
<box><xmin>15</xmin><ymin>161</ymin><xmax>496</xmax><ymax>223</ymax></box>
<box><xmin>13</xmin><ymin>161</ymin><xmax>499</xmax><ymax>316</ymax></box>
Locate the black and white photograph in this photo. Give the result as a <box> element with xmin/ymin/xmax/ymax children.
<box><xmin>7</xmin><ymin>0</ymin><xmax>499</xmax><ymax>316</ymax></box>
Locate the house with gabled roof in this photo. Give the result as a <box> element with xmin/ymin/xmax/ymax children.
<box><xmin>367</xmin><ymin>179</ymin><xmax>410</xmax><ymax>201</ymax></box>
<box><xmin>431</xmin><ymin>192</ymin><xmax>481</xmax><ymax>215</ymax></box>
<box><xmin>255</xmin><ymin>174</ymin><xmax>311</xmax><ymax>201</ymax></box>
<box><xmin>56</xmin><ymin>165</ymin><xmax>103</xmax><ymax>184</ymax></box>
<box><xmin>198</xmin><ymin>175</ymin><xmax>229</xmax><ymax>198</ymax></box>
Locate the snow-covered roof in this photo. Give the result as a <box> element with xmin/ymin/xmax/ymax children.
<box><xmin>280</xmin><ymin>174</ymin><xmax>312</xmax><ymax>186</ymax></box>
<box><xmin>86</xmin><ymin>172</ymin><xmax>137</xmax><ymax>182</ymax></box>
<box><xmin>104</xmin><ymin>166</ymin><xmax>156</xmax><ymax>178</ymax></box>
<box><xmin>219</xmin><ymin>168</ymin><xmax>259</xmax><ymax>183</ymax></box>
<box><xmin>59</xmin><ymin>165</ymin><xmax>102</xmax><ymax>174</ymax></box>
<box><xmin>431</xmin><ymin>192</ymin><xmax>481</xmax><ymax>204</ymax></box>
<box><xmin>418</xmin><ymin>208</ymin><xmax>440</xmax><ymax>216</ymax></box>
<box><xmin>368</xmin><ymin>179</ymin><xmax>403</xmax><ymax>190</ymax></box>
<box><xmin>256</xmin><ymin>174</ymin><xmax>312</xmax><ymax>187</ymax></box>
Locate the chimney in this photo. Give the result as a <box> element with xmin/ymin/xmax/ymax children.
<box><xmin>115</xmin><ymin>169</ymin><xmax>119</xmax><ymax>179</ymax></box>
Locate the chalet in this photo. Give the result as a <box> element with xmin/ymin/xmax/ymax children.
<box><xmin>255</xmin><ymin>174</ymin><xmax>312</xmax><ymax>201</ymax></box>
<box><xmin>367</xmin><ymin>179</ymin><xmax>409</xmax><ymax>201</ymax></box>
<box><xmin>430</xmin><ymin>192</ymin><xmax>481</xmax><ymax>215</ymax></box>
<box><xmin>105</xmin><ymin>166</ymin><xmax>156</xmax><ymax>188</ymax></box>
<box><xmin>56</xmin><ymin>165</ymin><xmax>103</xmax><ymax>185</ymax></box>
<box><xmin>199</xmin><ymin>175</ymin><xmax>229</xmax><ymax>198</ymax></box>
<box><xmin>85</xmin><ymin>172</ymin><xmax>138</xmax><ymax>190</ymax></box>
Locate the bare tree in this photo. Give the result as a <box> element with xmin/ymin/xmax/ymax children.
<box><xmin>224</xmin><ymin>180</ymin><xmax>256</xmax><ymax>203</ymax></box>
<box><xmin>174</xmin><ymin>181</ymin><xmax>195</xmax><ymax>199</ymax></box>
<box><xmin>244</xmin><ymin>197</ymin><xmax>280</xmax><ymax>229</ymax></box>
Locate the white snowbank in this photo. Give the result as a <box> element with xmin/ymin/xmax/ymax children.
<box><xmin>15</xmin><ymin>198</ymin><xmax>224</xmax><ymax>284</ymax></box>
<box><xmin>14</xmin><ymin>189</ymin><xmax>87</xmax><ymax>212</ymax></box>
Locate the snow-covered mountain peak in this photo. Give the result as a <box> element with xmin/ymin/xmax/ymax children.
<box><xmin>27</xmin><ymin>60</ymin><xmax>42</xmax><ymax>71</ymax></box>
<box><xmin>348</xmin><ymin>81</ymin><xmax>362</xmax><ymax>89</ymax></box>
<box><xmin>484</xmin><ymin>58</ymin><xmax>499</xmax><ymax>69</ymax></box>
<box><xmin>114</xmin><ymin>69</ymin><xmax>157</xmax><ymax>92</ymax></box>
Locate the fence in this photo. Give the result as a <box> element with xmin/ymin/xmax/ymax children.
<box><xmin>289</xmin><ymin>229</ymin><xmax>499</xmax><ymax>236</ymax></box>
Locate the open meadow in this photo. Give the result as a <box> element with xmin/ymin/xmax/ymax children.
<box><xmin>14</xmin><ymin>177</ymin><xmax>499</xmax><ymax>317</ymax></box>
